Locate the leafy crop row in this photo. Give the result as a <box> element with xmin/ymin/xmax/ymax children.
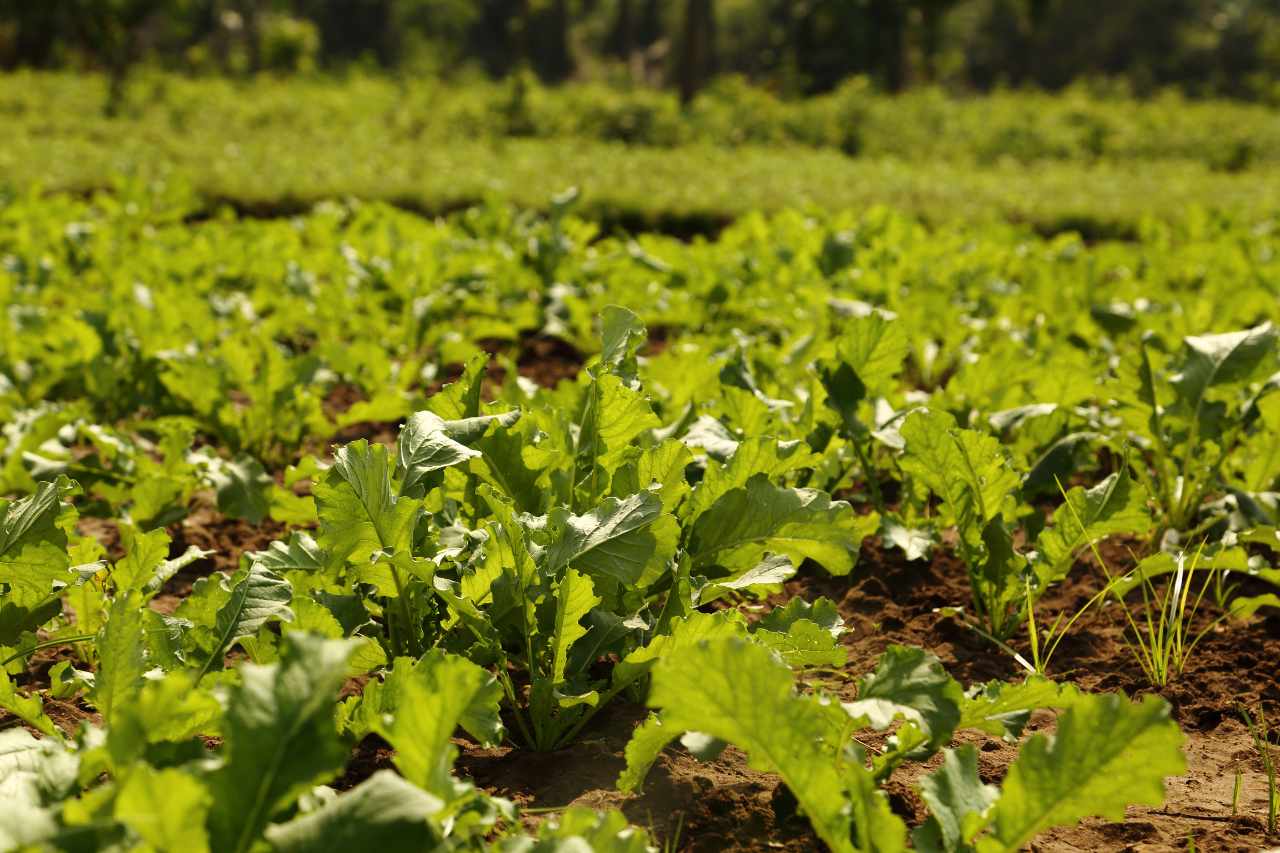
<box><xmin>2</xmin><ymin>193</ymin><xmax>1278</xmax><ymax>850</ymax></box>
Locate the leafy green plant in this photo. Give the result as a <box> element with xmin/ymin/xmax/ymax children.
<box><xmin>1113</xmin><ymin>325</ymin><xmax>1278</xmax><ymax>535</ymax></box>
<box><xmin>0</xmin><ymin>632</ymin><xmax>650</xmax><ymax>853</ymax></box>
<box><xmin>901</xmin><ymin>410</ymin><xmax>1152</xmax><ymax>645</ymax></box>
<box><xmin>817</xmin><ymin>311</ymin><xmax>910</xmax><ymax>510</ymax></box>
<box><xmin>620</xmin><ymin>638</ymin><xmax>1185</xmax><ymax>853</ymax></box>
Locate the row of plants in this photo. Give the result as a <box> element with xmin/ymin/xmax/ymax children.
<box><xmin>2</xmin><ymin>194</ymin><xmax>1278</xmax><ymax>848</ymax></box>
<box><xmin>14</xmin><ymin>72</ymin><xmax>1280</xmax><ymax>167</ymax></box>
<box><xmin>5</xmin><ymin>75</ymin><xmax>1280</xmax><ymax>233</ymax></box>
<box><xmin>0</xmin><ymin>312</ymin><xmax>1194</xmax><ymax>851</ymax></box>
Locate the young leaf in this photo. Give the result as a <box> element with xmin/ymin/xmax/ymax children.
<box><xmin>1169</xmin><ymin>323</ymin><xmax>1277</xmax><ymax>412</ymax></box>
<box><xmin>374</xmin><ymin>652</ymin><xmax>504</xmax><ymax>801</ymax></box>
<box><xmin>899</xmin><ymin>409</ymin><xmax>1019</xmax><ymax>552</ymax></box>
<box><xmin>1033</xmin><ymin>470</ymin><xmax>1150</xmax><ymax>584</ymax></box>
<box><xmin>205</xmin><ymin>634</ymin><xmax>358</xmax><ymax>853</ymax></box>
<box><xmin>913</xmin><ymin>745</ymin><xmax>999</xmax><ymax>853</ymax></box>
<box><xmin>112</xmin><ymin>524</ymin><xmax>171</xmax><ymax>592</ymax></box>
<box><xmin>686</xmin><ymin>437</ymin><xmax>819</xmax><ymax>521</ymax></box>
<box><xmin>597</xmin><ymin>304</ymin><xmax>646</xmax><ymax>387</ymax></box>
<box><xmin>617</xmin><ymin>712</ymin><xmax>678</xmax><ymax>793</ymax></box>
<box><xmin>688</xmin><ymin>474</ymin><xmax>876</xmax><ymax>576</ymax></box>
<box><xmin>643</xmin><ymin>637</ymin><xmax>906</xmax><ymax>853</ymax></box>
<box><xmin>92</xmin><ymin>592</ymin><xmax>147</xmax><ymax>725</ymax></box>
<box><xmin>203</xmin><ymin>453</ymin><xmax>273</xmax><ymax>525</ymax></box>
<box><xmin>115</xmin><ymin>766</ymin><xmax>213</xmax><ymax>853</ymax></box>
<box><xmin>197</xmin><ymin>561</ymin><xmax>294</xmax><ymax>679</ymax></box>
<box><xmin>542</xmin><ymin>491</ymin><xmax>670</xmax><ymax>586</ymax></box>
<box><xmin>264</xmin><ymin>770</ymin><xmax>444</xmax><ymax>853</ymax></box>
<box><xmin>958</xmin><ymin>678</ymin><xmax>1081</xmax><ymax>740</ymax></box>
<box><xmin>0</xmin><ymin>480</ymin><xmax>71</xmax><ymax>607</ymax></box>
<box><xmin>977</xmin><ymin>693</ymin><xmax>1185</xmax><ymax>852</ymax></box>
<box><xmin>549</xmin><ymin>570</ymin><xmax>600</xmax><ymax>677</ymax></box>
<box><xmin>842</xmin><ymin>646</ymin><xmax>964</xmax><ymax>750</ymax></box>
<box><xmin>395</xmin><ymin>411</ymin><xmax>482</xmax><ymax>499</ymax></box>
<box><xmin>574</xmin><ymin>374</ymin><xmax>660</xmax><ymax>504</ymax></box>
<box><xmin>315</xmin><ymin>441</ymin><xmax>420</xmax><ymax>563</ymax></box>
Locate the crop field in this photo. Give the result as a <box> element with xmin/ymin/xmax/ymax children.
<box><xmin>2</xmin><ymin>84</ymin><xmax>1280</xmax><ymax>852</ymax></box>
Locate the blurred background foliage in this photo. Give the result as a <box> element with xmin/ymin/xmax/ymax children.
<box><xmin>4</xmin><ymin>0</ymin><xmax>1280</xmax><ymax>104</ymax></box>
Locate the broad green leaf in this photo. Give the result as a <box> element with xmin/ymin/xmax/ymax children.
<box><xmin>440</xmin><ymin>409</ymin><xmax>522</xmax><ymax>445</ymax></box>
<box><xmin>616</xmin><ymin>712</ymin><xmax>678</xmax><ymax>793</ymax></box>
<box><xmin>574</xmin><ymin>374</ymin><xmax>660</xmax><ymax>503</ymax></box>
<box><xmin>913</xmin><ymin>745</ymin><xmax>998</xmax><ymax>852</ymax></box>
<box><xmin>108</xmin><ymin>671</ymin><xmax>222</xmax><ymax>764</ymax></box>
<box><xmin>843</xmin><ymin>646</ymin><xmax>963</xmax><ymax>750</ymax></box>
<box><xmin>375</xmin><ymin>651</ymin><xmax>503</xmax><ymax>801</ymax></box>
<box><xmin>204</xmin><ymin>453</ymin><xmax>273</xmax><ymax>525</ymax></box>
<box><xmin>757</xmin><ymin>595</ymin><xmax>843</xmax><ymax>637</ymax></box>
<box><xmin>597</xmin><ymin>305</ymin><xmax>646</xmax><ymax>386</ymax></box>
<box><xmin>92</xmin><ymin>591</ymin><xmax>147</xmax><ymax>725</ymax></box>
<box><xmin>1170</xmin><ymin>323</ymin><xmax>1277</xmax><ymax>411</ymax></box>
<box><xmin>611</xmin><ymin>610</ymin><xmax>744</xmax><ymax>694</ymax></box>
<box><xmin>473</xmin><ymin>424</ymin><xmax>544</xmax><ymax>514</ymax></box>
<box><xmin>645</xmin><ymin>638</ymin><xmax>906</xmax><ymax>853</ymax></box>
<box><xmin>834</xmin><ymin>313</ymin><xmax>910</xmax><ymax>399</ymax></box>
<box><xmin>958</xmin><ymin>678</ymin><xmax>1081</xmax><ymax>740</ymax></box>
<box><xmin>543</xmin><ymin>491</ymin><xmax>671</xmax><ymax>587</ymax></box>
<box><xmin>845</xmin><ymin>750</ymin><xmax>914</xmax><ymax>853</ymax></box>
<box><xmin>0</xmin><ymin>669</ymin><xmax>57</xmax><ymax>737</ymax></box>
<box><xmin>609</xmin><ymin>438</ymin><xmax>693</xmax><ymax>511</ymax></box>
<box><xmin>686</xmin><ymin>438</ymin><xmax>819</xmax><ymax>521</ymax></box>
<box><xmin>699</xmin><ymin>554</ymin><xmax>796</xmax><ymax>602</ymax></box>
<box><xmin>116</xmin><ymin>765</ymin><xmax>213</xmax><ymax>853</ymax></box>
<box><xmin>350</xmin><ymin>652</ymin><xmax>503</xmax><ymax>746</ymax></box>
<box><xmin>688</xmin><ymin>474</ymin><xmax>876</xmax><ymax>576</ymax></box>
<box><xmin>206</xmin><ymin>634</ymin><xmax>358</xmax><ymax>853</ymax></box>
<box><xmin>265</xmin><ymin>771</ymin><xmax>442</xmax><ymax>853</ymax></box>
<box><xmin>978</xmin><ymin>693</ymin><xmax>1185</xmax><ymax>852</ymax></box>
<box><xmin>396</xmin><ymin>411</ymin><xmax>482</xmax><ymax>499</ymax></box>
<box><xmin>113</xmin><ymin>523</ymin><xmax>171</xmax><ymax>593</ymax></box>
<box><xmin>250</xmin><ymin>532</ymin><xmax>328</xmax><ymax>575</ymax></box>
<box><xmin>752</xmin><ymin>618</ymin><xmax>848</xmax><ymax>668</ymax></box>
<box><xmin>0</xmin><ymin>480</ymin><xmax>71</xmax><ymax>607</ymax></box>
<box><xmin>544</xmin><ymin>568</ymin><xmax>600</xmax><ymax>689</ymax></box>
<box><xmin>428</xmin><ymin>353</ymin><xmax>487</xmax><ymax>419</ymax></box>
<box><xmin>1033</xmin><ymin>470</ymin><xmax>1150</xmax><ymax>584</ymax></box>
<box><xmin>198</xmin><ymin>561</ymin><xmax>294</xmax><ymax>678</ymax></box>
<box><xmin>819</xmin><ymin>313</ymin><xmax>909</xmax><ymax>428</ymax></box>
<box><xmin>900</xmin><ymin>410</ymin><xmax>1019</xmax><ymax>551</ymax></box>
<box><xmin>750</xmin><ymin>596</ymin><xmax>846</xmax><ymax>667</ymax></box>
<box><xmin>315</xmin><ymin>441</ymin><xmax>420</xmax><ymax>563</ymax></box>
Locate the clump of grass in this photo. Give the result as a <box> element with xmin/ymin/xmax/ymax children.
<box><xmin>1237</xmin><ymin>703</ymin><xmax>1277</xmax><ymax>835</ymax></box>
<box><xmin>1090</xmin><ymin>541</ymin><xmax>1227</xmax><ymax>688</ymax></box>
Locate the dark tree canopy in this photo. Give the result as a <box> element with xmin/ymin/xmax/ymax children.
<box><xmin>2</xmin><ymin>0</ymin><xmax>1278</xmax><ymax>100</ymax></box>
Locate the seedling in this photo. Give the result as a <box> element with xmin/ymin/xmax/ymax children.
<box><xmin>1093</xmin><ymin>542</ymin><xmax>1227</xmax><ymax>687</ymax></box>
<box><xmin>1238</xmin><ymin>703</ymin><xmax>1278</xmax><ymax>834</ymax></box>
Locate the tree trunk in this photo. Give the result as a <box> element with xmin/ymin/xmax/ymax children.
<box><xmin>236</xmin><ymin>0</ymin><xmax>261</xmax><ymax>72</ymax></box>
<box><xmin>677</xmin><ymin>0</ymin><xmax>715</xmax><ymax>105</ymax></box>
<box><xmin>867</xmin><ymin>0</ymin><xmax>907</xmax><ymax>92</ymax></box>
<box><xmin>608</xmin><ymin>0</ymin><xmax>634</xmax><ymax>60</ymax></box>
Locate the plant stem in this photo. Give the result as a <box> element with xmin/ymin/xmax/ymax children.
<box><xmin>1</xmin><ymin>634</ymin><xmax>97</xmax><ymax>667</ymax></box>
